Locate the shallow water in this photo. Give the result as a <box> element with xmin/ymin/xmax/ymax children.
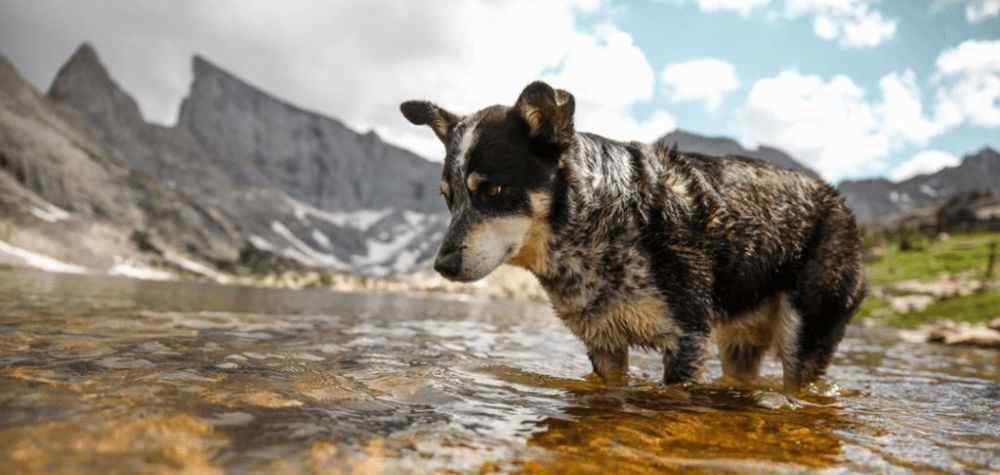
<box><xmin>0</xmin><ymin>269</ymin><xmax>997</xmax><ymax>474</ymax></box>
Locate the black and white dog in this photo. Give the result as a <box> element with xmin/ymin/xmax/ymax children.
<box><xmin>400</xmin><ymin>81</ymin><xmax>865</xmax><ymax>393</ymax></box>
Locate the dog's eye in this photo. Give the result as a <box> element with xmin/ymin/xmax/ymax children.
<box><xmin>482</xmin><ymin>183</ymin><xmax>503</xmax><ymax>198</ymax></box>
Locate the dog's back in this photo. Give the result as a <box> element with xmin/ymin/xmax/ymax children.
<box><xmin>653</xmin><ymin>147</ymin><xmax>866</xmax><ymax>390</ymax></box>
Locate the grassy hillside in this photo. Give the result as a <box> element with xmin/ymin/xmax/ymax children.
<box><xmin>859</xmin><ymin>231</ymin><xmax>1000</xmax><ymax>328</ymax></box>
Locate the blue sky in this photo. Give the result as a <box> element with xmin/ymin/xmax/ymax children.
<box><xmin>1</xmin><ymin>0</ymin><xmax>997</xmax><ymax>183</ymax></box>
<box><xmin>579</xmin><ymin>0</ymin><xmax>1000</xmax><ymax>182</ymax></box>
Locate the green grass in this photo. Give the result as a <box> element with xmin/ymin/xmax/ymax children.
<box><xmin>858</xmin><ymin>231</ymin><xmax>1000</xmax><ymax>328</ymax></box>
<box><xmin>866</xmin><ymin>231</ymin><xmax>1000</xmax><ymax>287</ymax></box>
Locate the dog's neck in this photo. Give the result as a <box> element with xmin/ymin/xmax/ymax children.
<box><xmin>510</xmin><ymin>133</ymin><xmax>661</xmax><ymax>284</ymax></box>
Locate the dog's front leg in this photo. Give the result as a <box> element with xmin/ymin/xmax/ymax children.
<box><xmin>587</xmin><ymin>346</ymin><xmax>629</xmax><ymax>386</ymax></box>
<box><xmin>661</xmin><ymin>326</ymin><xmax>711</xmax><ymax>385</ymax></box>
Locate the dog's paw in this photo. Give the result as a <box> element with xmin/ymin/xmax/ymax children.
<box><xmin>752</xmin><ymin>390</ymin><xmax>803</xmax><ymax>410</ymax></box>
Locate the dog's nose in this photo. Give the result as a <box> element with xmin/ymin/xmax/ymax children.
<box><xmin>434</xmin><ymin>251</ymin><xmax>462</xmax><ymax>278</ymax></box>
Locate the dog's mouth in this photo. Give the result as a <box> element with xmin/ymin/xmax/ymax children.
<box><xmin>435</xmin><ymin>246</ymin><xmax>520</xmax><ymax>283</ymax></box>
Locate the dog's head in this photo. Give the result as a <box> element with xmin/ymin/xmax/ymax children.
<box><xmin>400</xmin><ymin>81</ymin><xmax>575</xmax><ymax>281</ymax></box>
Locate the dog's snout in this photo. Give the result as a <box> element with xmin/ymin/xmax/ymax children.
<box><xmin>434</xmin><ymin>251</ymin><xmax>462</xmax><ymax>277</ymax></box>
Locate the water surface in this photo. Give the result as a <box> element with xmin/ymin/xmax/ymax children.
<box><xmin>0</xmin><ymin>269</ymin><xmax>997</xmax><ymax>474</ymax></box>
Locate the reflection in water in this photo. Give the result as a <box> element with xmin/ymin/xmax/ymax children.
<box><xmin>0</xmin><ymin>269</ymin><xmax>997</xmax><ymax>474</ymax></box>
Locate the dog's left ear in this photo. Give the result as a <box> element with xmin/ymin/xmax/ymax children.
<box><xmin>515</xmin><ymin>81</ymin><xmax>575</xmax><ymax>154</ymax></box>
<box><xmin>400</xmin><ymin>100</ymin><xmax>460</xmax><ymax>145</ymax></box>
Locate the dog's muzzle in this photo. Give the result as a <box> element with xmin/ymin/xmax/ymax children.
<box><xmin>434</xmin><ymin>249</ymin><xmax>462</xmax><ymax>279</ymax></box>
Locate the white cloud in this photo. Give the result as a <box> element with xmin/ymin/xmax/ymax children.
<box><xmin>660</xmin><ymin>58</ymin><xmax>741</xmax><ymax>110</ymax></box>
<box><xmin>966</xmin><ymin>0</ymin><xmax>1000</xmax><ymax>22</ymax></box>
<box><xmin>694</xmin><ymin>0</ymin><xmax>771</xmax><ymax>16</ymax></box>
<box><xmin>543</xmin><ymin>23</ymin><xmax>677</xmax><ymax>142</ymax></box>
<box><xmin>688</xmin><ymin>0</ymin><xmax>896</xmax><ymax>48</ymax></box>
<box><xmin>0</xmin><ymin>0</ymin><xmax>675</xmax><ymax>160</ymax></box>
<box><xmin>785</xmin><ymin>0</ymin><xmax>897</xmax><ymax>48</ymax></box>
<box><xmin>739</xmin><ymin>40</ymin><xmax>1000</xmax><ymax>181</ymax></box>
<box><xmin>933</xmin><ymin>39</ymin><xmax>1000</xmax><ymax>128</ymax></box>
<box><xmin>738</xmin><ymin>70</ymin><xmax>953</xmax><ymax>181</ymax></box>
<box><xmin>739</xmin><ymin>71</ymin><xmax>888</xmax><ymax>180</ymax></box>
<box><xmin>890</xmin><ymin>150</ymin><xmax>961</xmax><ymax>182</ymax></box>
<box><xmin>877</xmin><ymin>70</ymin><xmax>951</xmax><ymax>145</ymax></box>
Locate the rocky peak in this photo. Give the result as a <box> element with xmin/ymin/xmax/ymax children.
<box><xmin>47</xmin><ymin>42</ymin><xmax>144</xmax><ymax>128</ymax></box>
<box><xmin>175</xmin><ymin>53</ymin><xmax>442</xmax><ymax>212</ymax></box>
<box><xmin>0</xmin><ymin>54</ymin><xmax>42</xmax><ymax>104</ymax></box>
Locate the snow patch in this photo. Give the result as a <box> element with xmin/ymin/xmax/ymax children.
<box><xmin>919</xmin><ymin>184</ymin><xmax>939</xmax><ymax>197</ymax></box>
<box><xmin>271</xmin><ymin>221</ymin><xmax>349</xmax><ymax>269</ymax></box>
<box><xmin>30</xmin><ymin>204</ymin><xmax>71</xmax><ymax>223</ymax></box>
<box><xmin>0</xmin><ymin>240</ymin><xmax>88</xmax><ymax>274</ymax></box>
<box><xmin>164</xmin><ymin>253</ymin><xmax>231</xmax><ymax>283</ymax></box>
<box><xmin>355</xmin><ymin>226</ymin><xmax>423</xmax><ymax>266</ymax></box>
<box><xmin>287</xmin><ymin>199</ymin><xmax>392</xmax><ymax>231</ymax></box>
<box><xmin>110</xmin><ymin>261</ymin><xmax>175</xmax><ymax>281</ymax></box>
<box><xmin>311</xmin><ymin>229</ymin><xmax>331</xmax><ymax>248</ymax></box>
<box><xmin>888</xmin><ymin>191</ymin><xmax>911</xmax><ymax>204</ymax></box>
<box><xmin>249</xmin><ymin>234</ymin><xmax>276</xmax><ymax>251</ymax></box>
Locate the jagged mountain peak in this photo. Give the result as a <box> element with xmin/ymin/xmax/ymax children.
<box><xmin>47</xmin><ymin>42</ymin><xmax>144</xmax><ymax>125</ymax></box>
<box><xmin>49</xmin><ymin>43</ymin><xmax>111</xmax><ymax>95</ymax></box>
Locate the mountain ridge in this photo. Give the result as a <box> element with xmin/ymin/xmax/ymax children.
<box><xmin>2</xmin><ymin>44</ymin><xmax>448</xmax><ymax>276</ymax></box>
<box><xmin>838</xmin><ymin>147</ymin><xmax>1000</xmax><ymax>222</ymax></box>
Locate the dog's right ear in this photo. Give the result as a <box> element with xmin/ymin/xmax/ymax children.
<box><xmin>515</xmin><ymin>81</ymin><xmax>575</xmax><ymax>154</ymax></box>
<box><xmin>400</xmin><ymin>101</ymin><xmax>460</xmax><ymax>145</ymax></box>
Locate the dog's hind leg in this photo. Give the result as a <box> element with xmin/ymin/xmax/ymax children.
<box><xmin>715</xmin><ymin>301</ymin><xmax>777</xmax><ymax>384</ymax></box>
<box><xmin>782</xmin><ymin>205</ymin><xmax>866</xmax><ymax>394</ymax></box>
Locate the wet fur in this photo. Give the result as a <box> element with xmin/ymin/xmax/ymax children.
<box><xmin>401</xmin><ymin>84</ymin><xmax>866</xmax><ymax>393</ymax></box>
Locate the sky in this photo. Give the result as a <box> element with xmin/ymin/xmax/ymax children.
<box><xmin>0</xmin><ymin>0</ymin><xmax>997</xmax><ymax>183</ymax></box>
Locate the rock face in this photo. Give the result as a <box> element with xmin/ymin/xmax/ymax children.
<box><xmin>176</xmin><ymin>56</ymin><xmax>442</xmax><ymax>213</ymax></box>
<box><xmin>838</xmin><ymin>148</ymin><xmax>1000</xmax><ymax>223</ymax></box>
<box><xmin>656</xmin><ymin>129</ymin><xmax>818</xmax><ymax>178</ymax></box>
<box><xmin>0</xmin><ymin>43</ymin><xmax>447</xmax><ymax>276</ymax></box>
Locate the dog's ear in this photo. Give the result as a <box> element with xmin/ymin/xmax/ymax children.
<box><xmin>515</xmin><ymin>81</ymin><xmax>575</xmax><ymax>152</ymax></box>
<box><xmin>400</xmin><ymin>100</ymin><xmax>460</xmax><ymax>145</ymax></box>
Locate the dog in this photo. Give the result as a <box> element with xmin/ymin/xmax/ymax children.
<box><xmin>400</xmin><ymin>81</ymin><xmax>865</xmax><ymax>393</ymax></box>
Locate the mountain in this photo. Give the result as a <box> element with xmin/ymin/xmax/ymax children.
<box><xmin>0</xmin><ymin>44</ymin><xmax>447</xmax><ymax>276</ymax></box>
<box><xmin>0</xmin><ymin>50</ymin><xmax>245</xmax><ymax>273</ymax></box>
<box><xmin>838</xmin><ymin>148</ymin><xmax>1000</xmax><ymax>223</ymax></box>
<box><xmin>656</xmin><ymin>129</ymin><xmax>818</xmax><ymax>178</ymax></box>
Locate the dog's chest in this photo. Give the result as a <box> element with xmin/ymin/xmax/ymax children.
<box><xmin>540</xmin><ymin>245</ymin><xmax>678</xmax><ymax>351</ymax></box>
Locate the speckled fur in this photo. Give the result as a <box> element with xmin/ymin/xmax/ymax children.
<box><xmin>400</xmin><ymin>82</ymin><xmax>866</xmax><ymax>392</ymax></box>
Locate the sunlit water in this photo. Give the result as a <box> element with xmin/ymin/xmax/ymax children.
<box><xmin>0</xmin><ymin>269</ymin><xmax>997</xmax><ymax>474</ymax></box>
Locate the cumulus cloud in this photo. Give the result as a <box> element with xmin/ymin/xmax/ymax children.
<box><xmin>890</xmin><ymin>150</ymin><xmax>961</xmax><ymax>182</ymax></box>
<box><xmin>737</xmin><ymin>69</ymin><xmax>960</xmax><ymax>181</ymax></box>
<box><xmin>877</xmin><ymin>70</ymin><xmax>951</xmax><ymax>145</ymax></box>
<box><xmin>933</xmin><ymin>39</ymin><xmax>1000</xmax><ymax>128</ymax></box>
<box><xmin>739</xmin><ymin>71</ymin><xmax>889</xmax><ymax>180</ymax></box>
<box><xmin>542</xmin><ymin>23</ymin><xmax>677</xmax><ymax>142</ymax></box>
<box><xmin>0</xmin><ymin>0</ymin><xmax>672</xmax><ymax>160</ymax></box>
<box><xmin>660</xmin><ymin>58</ymin><xmax>741</xmax><ymax>110</ymax></box>
<box><xmin>738</xmin><ymin>39</ymin><xmax>999</xmax><ymax>181</ymax></box>
<box><xmin>689</xmin><ymin>0</ymin><xmax>896</xmax><ymax>47</ymax></box>
<box><xmin>965</xmin><ymin>0</ymin><xmax>1000</xmax><ymax>22</ymax></box>
<box><xmin>785</xmin><ymin>0</ymin><xmax>897</xmax><ymax>48</ymax></box>
<box><xmin>694</xmin><ymin>0</ymin><xmax>772</xmax><ymax>16</ymax></box>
